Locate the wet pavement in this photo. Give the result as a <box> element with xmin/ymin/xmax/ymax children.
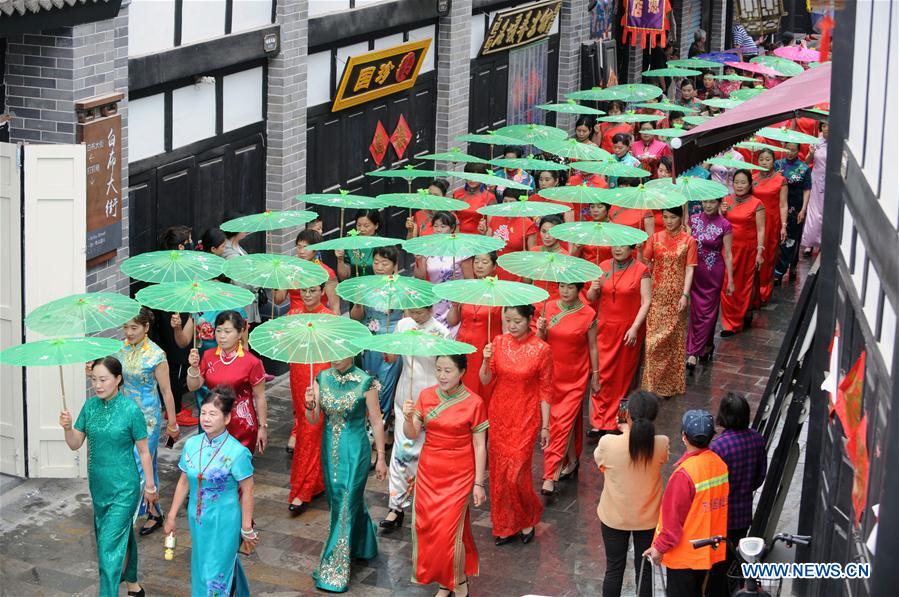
<box><xmin>0</xmin><ymin>270</ymin><xmax>806</xmax><ymax>596</ymax></box>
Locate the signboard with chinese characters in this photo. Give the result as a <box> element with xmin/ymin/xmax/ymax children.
<box><xmin>480</xmin><ymin>0</ymin><xmax>562</xmax><ymax>55</ymax></box>
<box><xmin>76</xmin><ymin>94</ymin><xmax>123</xmax><ymax>263</ymax></box>
<box><xmin>332</xmin><ymin>39</ymin><xmax>432</xmax><ymax>112</ymax></box>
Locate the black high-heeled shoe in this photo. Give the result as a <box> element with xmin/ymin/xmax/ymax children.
<box><xmin>379</xmin><ymin>508</ymin><xmax>404</xmax><ymax>530</ymax></box>
<box><xmin>558</xmin><ymin>460</ymin><xmax>579</xmax><ymax>481</ymax></box>
<box><xmin>139</xmin><ymin>512</ymin><xmax>163</xmax><ymax>536</ymax></box>
<box><xmin>494</xmin><ymin>534</ymin><xmax>517</xmax><ymax>546</ymax></box>
<box><xmin>686</xmin><ymin>357</ymin><xmax>697</xmax><ymax>372</ymax></box>
<box><xmin>540</xmin><ymin>483</ymin><xmax>555</xmax><ymax>496</ymax></box>
<box><xmin>288</xmin><ymin>501</ymin><xmax>304</xmax><ymax>515</ymax></box>
<box><xmin>520</xmin><ymin>527</ymin><xmax>536</xmax><ymax>544</ymax></box>
<box><xmin>127</xmin><ymin>587</ymin><xmax>145</xmax><ymax>597</ymax></box>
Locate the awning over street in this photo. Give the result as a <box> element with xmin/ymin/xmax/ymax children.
<box><xmin>672</xmin><ymin>62</ymin><xmax>832</xmax><ymax>172</ymax></box>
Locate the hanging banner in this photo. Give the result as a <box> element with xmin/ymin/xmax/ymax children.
<box><xmin>621</xmin><ymin>0</ymin><xmax>669</xmax><ymax>48</ymax></box>
<box><xmin>332</xmin><ymin>39</ymin><xmax>431</xmax><ymax>112</ymax></box>
<box><xmin>480</xmin><ymin>0</ymin><xmax>562</xmax><ymax>55</ymax></box>
<box><xmin>76</xmin><ymin>93</ymin><xmax>123</xmax><ymax>264</ymax></box>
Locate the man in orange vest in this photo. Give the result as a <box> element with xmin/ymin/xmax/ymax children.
<box><xmin>644</xmin><ymin>410</ymin><xmax>729</xmax><ymax>596</ymax></box>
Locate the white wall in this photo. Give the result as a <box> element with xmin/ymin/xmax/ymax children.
<box><xmin>470</xmin><ymin>14</ymin><xmax>486</xmax><ymax>59</ymax></box>
<box><xmin>181</xmin><ymin>0</ymin><xmax>227</xmax><ymax>45</ymax></box>
<box><xmin>374</xmin><ymin>33</ymin><xmax>405</xmax><ymax>50</ymax></box>
<box><xmin>129</xmin><ymin>0</ymin><xmax>175</xmax><ymax>56</ymax></box>
<box><xmin>309</xmin><ymin>0</ymin><xmax>349</xmax><ymax>16</ymax></box>
<box><xmin>409</xmin><ymin>25</ymin><xmax>436</xmax><ymax>73</ymax></box>
<box><xmin>223</xmin><ymin>67</ymin><xmax>264</xmax><ymax>132</ymax></box>
<box><xmin>172</xmin><ymin>81</ymin><xmax>217</xmax><ymax>149</ymax></box>
<box><xmin>307</xmin><ymin>51</ymin><xmax>332</xmax><ymax>107</ymax></box>
<box><xmin>232</xmin><ymin>0</ymin><xmax>273</xmax><ymax>32</ymax></box>
<box><xmin>128</xmin><ymin>94</ymin><xmax>166</xmax><ymax>162</ymax></box>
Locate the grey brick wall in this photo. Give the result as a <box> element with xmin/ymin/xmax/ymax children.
<box><xmin>627</xmin><ymin>44</ymin><xmax>643</xmax><ymax>83</ymax></box>
<box><xmin>434</xmin><ymin>0</ymin><xmax>472</xmax><ymax>158</ymax></box>
<box><xmin>266</xmin><ymin>0</ymin><xmax>309</xmax><ymax>256</ymax></box>
<box><xmin>5</xmin><ymin>6</ymin><xmax>130</xmax><ymax>295</ymax></box>
<box><xmin>711</xmin><ymin>0</ymin><xmax>726</xmax><ymax>52</ymax></box>
<box><xmin>556</xmin><ymin>0</ymin><xmax>588</xmax><ymax>133</ymax></box>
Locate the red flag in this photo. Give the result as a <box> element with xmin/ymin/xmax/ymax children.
<box><xmin>846</xmin><ymin>414</ymin><xmax>870</xmax><ymax>525</ymax></box>
<box><xmin>834</xmin><ymin>351</ymin><xmax>865</xmax><ymax>437</ymax></box>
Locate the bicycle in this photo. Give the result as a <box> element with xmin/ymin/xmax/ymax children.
<box><xmin>690</xmin><ymin>532</ymin><xmax>812</xmax><ymax>596</ymax></box>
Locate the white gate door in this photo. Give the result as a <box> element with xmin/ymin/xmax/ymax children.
<box><xmin>24</xmin><ymin>144</ymin><xmax>87</xmax><ymax>478</ymax></box>
<box><xmin>0</xmin><ymin>143</ymin><xmax>25</xmax><ymax>477</ymax></box>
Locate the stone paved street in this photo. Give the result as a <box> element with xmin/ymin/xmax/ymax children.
<box><xmin>0</xmin><ymin>274</ymin><xmax>805</xmax><ymax>596</ymax></box>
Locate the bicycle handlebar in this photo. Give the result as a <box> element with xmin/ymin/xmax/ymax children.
<box><xmin>775</xmin><ymin>533</ymin><xmax>811</xmax><ymax>547</ymax></box>
<box><xmin>690</xmin><ymin>535</ymin><xmax>726</xmax><ymax>549</ymax></box>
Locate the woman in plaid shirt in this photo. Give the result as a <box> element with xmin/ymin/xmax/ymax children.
<box><xmin>710</xmin><ymin>392</ymin><xmax>767</xmax><ymax>593</ymax></box>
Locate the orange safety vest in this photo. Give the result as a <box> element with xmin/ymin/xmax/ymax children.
<box><xmin>656</xmin><ymin>449</ymin><xmax>729</xmax><ymax>570</ymax></box>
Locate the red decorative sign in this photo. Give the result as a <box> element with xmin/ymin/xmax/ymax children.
<box><xmin>370</xmin><ymin>120</ymin><xmax>389</xmax><ymax>166</ymax></box>
<box><xmin>390</xmin><ymin>115</ymin><xmax>412</xmax><ymax>160</ymax></box>
<box><xmin>621</xmin><ymin>0</ymin><xmax>669</xmax><ymax>48</ymax></box>
<box><xmin>847</xmin><ymin>414</ymin><xmax>870</xmax><ymax>524</ymax></box>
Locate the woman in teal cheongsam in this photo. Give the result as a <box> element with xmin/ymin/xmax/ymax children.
<box><xmin>304</xmin><ymin>357</ymin><xmax>388</xmax><ymax>592</ymax></box>
<box><xmin>335</xmin><ymin>209</ymin><xmax>382</xmax><ymax>281</ymax></box>
<box><xmin>349</xmin><ymin>245</ymin><xmax>404</xmax><ymax>416</ymax></box>
<box><xmin>60</xmin><ymin>356</ymin><xmax>157</xmax><ymax>597</ymax></box>
<box><xmin>165</xmin><ymin>387</ymin><xmax>256</xmax><ymax>597</ymax></box>
<box><xmin>116</xmin><ymin>308</ymin><xmax>179</xmax><ymax>532</ymax></box>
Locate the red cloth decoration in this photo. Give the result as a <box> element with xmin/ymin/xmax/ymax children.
<box><xmin>834</xmin><ymin>350</ymin><xmax>865</xmax><ymax>438</ymax></box>
<box><xmin>621</xmin><ymin>0</ymin><xmax>669</xmax><ymax>49</ymax></box>
<box><xmin>818</xmin><ymin>16</ymin><xmax>835</xmax><ymax>63</ymax></box>
<box><xmin>369</xmin><ymin>120</ymin><xmax>389</xmax><ymax>167</ymax></box>
<box><xmin>847</xmin><ymin>414</ymin><xmax>869</xmax><ymax>525</ymax></box>
<box><xmin>390</xmin><ymin>115</ymin><xmax>412</xmax><ymax>160</ymax></box>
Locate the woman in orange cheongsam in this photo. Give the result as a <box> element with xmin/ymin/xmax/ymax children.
<box><xmin>721</xmin><ymin>170</ymin><xmax>766</xmax><ymax>336</ymax></box>
<box><xmin>585</xmin><ymin>246</ymin><xmax>651</xmax><ymax>437</ymax></box>
<box><xmin>751</xmin><ymin>150</ymin><xmax>787</xmax><ymax>303</ymax></box>
<box><xmin>403</xmin><ymin>354</ymin><xmax>488</xmax><ymax>597</ymax></box>
<box><xmin>536</xmin><ymin>282</ymin><xmax>599</xmax><ymax>495</ymax></box>
<box><xmin>479</xmin><ymin>305</ymin><xmax>553</xmax><ymax>545</ymax></box>
<box><xmin>641</xmin><ymin>206</ymin><xmax>698</xmax><ymax>398</ymax></box>
<box><xmin>447</xmin><ymin>253</ymin><xmax>504</xmax><ymax>402</ymax></box>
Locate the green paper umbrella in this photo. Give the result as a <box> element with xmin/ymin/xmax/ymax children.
<box><xmin>536</xmin><ymin>100</ymin><xmax>605</xmax><ymax>115</ymax></box>
<box><xmin>298</xmin><ymin>190</ymin><xmax>384</xmax><ymax>210</ymax></box>
<box><xmin>223</xmin><ymin>254</ymin><xmax>329</xmax><ymax>290</ymax></box>
<box><xmin>573</xmin><ymin>159</ymin><xmax>649</xmax><ymax>178</ymax></box>
<box><xmin>805</xmin><ymin>108</ymin><xmax>830</xmax><ymax>117</ymax></box>
<box><xmin>668</xmin><ymin>58</ymin><xmax>724</xmax><ymax>69</ymax></box>
<box><xmin>756</xmin><ymin>126</ymin><xmax>822</xmax><ymax>145</ymax></box>
<box><xmin>453</xmin><ymin>170</ymin><xmax>533</xmax><ymax>190</ymax></box>
<box><xmin>121</xmin><ymin>250</ymin><xmax>225</xmax><ymax>284</ymax></box>
<box><xmin>376</xmin><ymin>190</ymin><xmax>469</xmax><ymax>212</ymax></box>
<box><xmin>632</xmin><ymin>101</ymin><xmax>698</xmax><ymax>113</ymax></box>
<box><xmin>568</xmin><ymin>83</ymin><xmax>663</xmax><ymax>102</ymax></box>
<box><xmin>336</xmin><ymin>275</ymin><xmax>436</xmax><ymax>312</ymax></box>
<box><xmin>490</xmin><ymin>156</ymin><xmax>568</xmax><ymax>171</ymax></box>
<box><xmin>361</xmin><ymin>329</ymin><xmax>476</xmax><ymax>356</ymax></box>
<box><xmin>729</xmin><ymin>88</ymin><xmax>766</xmax><ymax>101</ymax></box>
<box><xmin>477</xmin><ymin>198</ymin><xmax>570</xmax><ymax>219</ymax></box>
<box><xmin>548</xmin><ymin>221</ymin><xmax>649</xmax><ymax>248</ymax></box>
<box><xmin>712</xmin><ymin>74</ymin><xmax>757</xmax><ymax>82</ymax></box>
<box><xmin>642</xmin><ymin>67</ymin><xmax>702</xmax><ymax>77</ymax></box>
<box><xmin>367</xmin><ymin>166</ymin><xmax>455</xmax><ymax>179</ymax></box>
<box><xmin>221</xmin><ymin>210</ymin><xmax>318</xmax><ymax>234</ymax></box>
<box><xmin>645</xmin><ymin>177</ymin><xmax>729</xmax><ymax>202</ymax></box>
<box><xmin>705</xmin><ymin>156</ymin><xmax>768</xmax><ymax>170</ymax></box>
<box><xmin>433</xmin><ymin>277</ymin><xmax>550</xmax><ymax>306</ymax></box>
<box><xmin>307</xmin><ymin>230</ymin><xmax>402</xmax><ymax>252</ymax></box>
<box><xmin>538</xmin><ymin>184</ymin><xmax>609</xmax><ymax>205</ymax></box>
<box><xmin>494</xmin><ymin>124</ymin><xmax>567</xmax><ymax>144</ymax></box>
<box><xmin>700</xmin><ymin>98</ymin><xmax>744</xmax><ymax>110</ymax></box>
<box><xmin>25</xmin><ymin>292</ymin><xmax>140</xmax><ymax>337</ymax></box>
<box><xmin>248</xmin><ymin>313</ymin><xmax>371</xmax><ymax>380</ymax></box>
<box><xmin>598</xmin><ymin>183</ymin><xmax>688</xmax><ymax>210</ymax></box>
<box><xmin>497</xmin><ymin>251</ymin><xmax>602</xmax><ymax>284</ymax></box>
<box><xmin>534</xmin><ymin>138</ymin><xmax>610</xmax><ymax>161</ymax></box>
<box><xmin>136</xmin><ymin>280</ymin><xmax>255</xmax><ymax>313</ymax></box>
<box><xmin>403</xmin><ymin>233</ymin><xmax>505</xmax><ymax>258</ymax></box>
<box><xmin>598</xmin><ymin>111</ymin><xmax>665</xmax><ymax>124</ymax></box>
<box><xmin>734</xmin><ymin>141</ymin><xmax>788</xmax><ymax>153</ymax></box>
<box><xmin>455</xmin><ymin>132</ymin><xmax>525</xmax><ymax>146</ymax></box>
<box><xmin>650</xmin><ymin>127</ymin><xmax>689</xmax><ymax>138</ymax></box>
<box><xmin>751</xmin><ymin>56</ymin><xmax>804</xmax><ymax>76</ymax></box>
<box><xmin>0</xmin><ymin>336</ymin><xmax>125</xmax><ymax>410</ymax></box>
<box><xmin>683</xmin><ymin>115</ymin><xmax>710</xmax><ymax>126</ymax></box>
<box><xmin>420</xmin><ymin>148</ymin><xmax>491</xmax><ymax>164</ymax></box>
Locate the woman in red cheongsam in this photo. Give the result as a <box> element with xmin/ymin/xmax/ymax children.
<box><xmin>479</xmin><ymin>305</ymin><xmax>553</xmax><ymax>546</ymax></box>
<box><xmin>187</xmin><ymin>311</ymin><xmax>267</xmax><ymax>453</ymax></box>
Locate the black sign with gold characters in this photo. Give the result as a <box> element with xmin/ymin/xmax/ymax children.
<box><xmin>332</xmin><ymin>39</ymin><xmax>432</xmax><ymax>112</ymax></box>
<box><xmin>480</xmin><ymin>0</ymin><xmax>563</xmax><ymax>55</ymax></box>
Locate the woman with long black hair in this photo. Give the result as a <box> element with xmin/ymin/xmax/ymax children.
<box><xmin>595</xmin><ymin>390</ymin><xmax>669</xmax><ymax>597</ymax></box>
